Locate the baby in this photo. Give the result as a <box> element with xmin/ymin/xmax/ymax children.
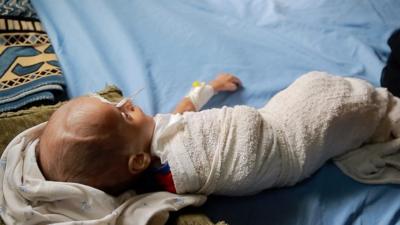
<box><xmin>37</xmin><ymin>71</ymin><xmax>400</xmax><ymax>196</ymax></box>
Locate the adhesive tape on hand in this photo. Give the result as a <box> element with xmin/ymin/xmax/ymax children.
<box><xmin>186</xmin><ymin>82</ymin><xmax>215</xmax><ymax>111</ymax></box>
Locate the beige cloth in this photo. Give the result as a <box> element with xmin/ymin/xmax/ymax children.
<box><xmin>0</xmin><ymin>123</ymin><xmax>206</xmax><ymax>225</ymax></box>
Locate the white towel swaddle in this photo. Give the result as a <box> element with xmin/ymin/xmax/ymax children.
<box><xmin>153</xmin><ymin>71</ymin><xmax>400</xmax><ymax>196</ymax></box>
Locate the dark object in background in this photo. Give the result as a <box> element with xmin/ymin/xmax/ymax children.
<box><xmin>381</xmin><ymin>29</ymin><xmax>400</xmax><ymax>97</ymax></box>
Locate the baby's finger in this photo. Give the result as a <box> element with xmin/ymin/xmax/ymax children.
<box><xmin>231</xmin><ymin>76</ymin><xmax>242</xmax><ymax>86</ymax></box>
<box><xmin>226</xmin><ymin>83</ymin><xmax>238</xmax><ymax>91</ymax></box>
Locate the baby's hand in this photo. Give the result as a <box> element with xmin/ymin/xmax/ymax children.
<box><xmin>209</xmin><ymin>73</ymin><xmax>242</xmax><ymax>92</ymax></box>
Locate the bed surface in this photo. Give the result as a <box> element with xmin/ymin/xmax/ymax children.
<box><xmin>32</xmin><ymin>0</ymin><xmax>400</xmax><ymax>224</ymax></box>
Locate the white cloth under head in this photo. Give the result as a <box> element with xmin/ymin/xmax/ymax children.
<box><xmin>0</xmin><ymin>123</ymin><xmax>206</xmax><ymax>225</ymax></box>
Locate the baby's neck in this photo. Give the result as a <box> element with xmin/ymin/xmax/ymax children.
<box><xmin>150</xmin><ymin>156</ymin><xmax>162</xmax><ymax>168</ymax></box>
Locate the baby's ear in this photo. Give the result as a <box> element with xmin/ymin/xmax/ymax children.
<box><xmin>128</xmin><ymin>153</ymin><xmax>151</xmax><ymax>175</ymax></box>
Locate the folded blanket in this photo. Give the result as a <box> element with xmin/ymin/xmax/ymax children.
<box><xmin>0</xmin><ymin>0</ymin><xmax>38</xmax><ymax>19</ymax></box>
<box><xmin>0</xmin><ymin>0</ymin><xmax>66</xmax><ymax>112</ymax></box>
<box><xmin>335</xmin><ymin>138</ymin><xmax>400</xmax><ymax>184</ymax></box>
<box><xmin>0</xmin><ymin>123</ymin><xmax>205</xmax><ymax>225</ymax></box>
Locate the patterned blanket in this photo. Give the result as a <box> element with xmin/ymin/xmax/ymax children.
<box><xmin>0</xmin><ymin>0</ymin><xmax>65</xmax><ymax>112</ymax></box>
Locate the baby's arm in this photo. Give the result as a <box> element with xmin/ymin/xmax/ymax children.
<box><xmin>173</xmin><ymin>73</ymin><xmax>242</xmax><ymax>114</ymax></box>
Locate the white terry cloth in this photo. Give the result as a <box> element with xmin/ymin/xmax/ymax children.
<box><xmin>333</xmin><ymin>78</ymin><xmax>400</xmax><ymax>184</ymax></box>
<box><xmin>259</xmin><ymin>71</ymin><xmax>397</xmax><ymax>182</ymax></box>
<box><xmin>0</xmin><ymin>123</ymin><xmax>206</xmax><ymax>225</ymax></box>
<box><xmin>152</xmin><ymin>71</ymin><xmax>400</xmax><ymax>196</ymax></box>
<box><xmin>334</xmin><ymin>138</ymin><xmax>400</xmax><ymax>184</ymax></box>
<box><xmin>153</xmin><ymin>106</ymin><xmax>283</xmax><ymax>196</ymax></box>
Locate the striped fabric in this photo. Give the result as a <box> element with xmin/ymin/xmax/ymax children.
<box><xmin>0</xmin><ymin>1</ymin><xmax>65</xmax><ymax>112</ymax></box>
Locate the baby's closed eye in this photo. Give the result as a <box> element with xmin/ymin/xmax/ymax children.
<box><xmin>121</xmin><ymin>112</ymin><xmax>133</xmax><ymax>121</ymax></box>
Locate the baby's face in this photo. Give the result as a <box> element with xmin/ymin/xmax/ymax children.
<box><xmin>70</xmin><ymin>96</ymin><xmax>154</xmax><ymax>155</ymax></box>
<box><xmin>105</xmin><ymin>97</ymin><xmax>153</xmax><ymax>147</ymax></box>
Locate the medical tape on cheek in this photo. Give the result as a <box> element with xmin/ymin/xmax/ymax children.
<box><xmin>116</xmin><ymin>87</ymin><xmax>145</xmax><ymax>108</ymax></box>
<box><xmin>115</xmin><ymin>88</ymin><xmax>145</xmax><ymax>127</ymax></box>
<box><xmin>88</xmin><ymin>94</ymin><xmax>131</xmax><ymax>120</ymax></box>
<box><xmin>88</xmin><ymin>93</ymin><xmax>113</xmax><ymax>104</ymax></box>
<box><xmin>115</xmin><ymin>98</ymin><xmax>130</xmax><ymax>108</ymax></box>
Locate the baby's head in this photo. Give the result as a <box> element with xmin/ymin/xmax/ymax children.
<box><xmin>37</xmin><ymin>96</ymin><xmax>155</xmax><ymax>195</ymax></box>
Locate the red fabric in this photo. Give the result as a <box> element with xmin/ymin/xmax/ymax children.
<box><xmin>154</xmin><ymin>171</ymin><xmax>176</xmax><ymax>193</ymax></box>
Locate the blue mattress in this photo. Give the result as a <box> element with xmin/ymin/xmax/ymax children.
<box><xmin>31</xmin><ymin>0</ymin><xmax>400</xmax><ymax>224</ymax></box>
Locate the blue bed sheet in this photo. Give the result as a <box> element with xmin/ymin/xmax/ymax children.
<box><xmin>31</xmin><ymin>0</ymin><xmax>400</xmax><ymax>224</ymax></box>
